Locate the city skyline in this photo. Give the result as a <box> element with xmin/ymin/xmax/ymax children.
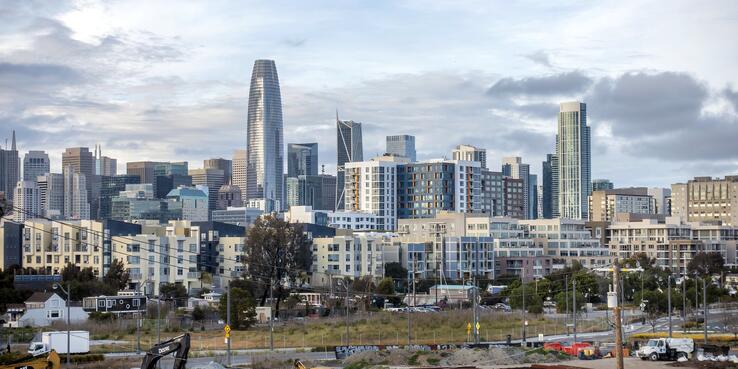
<box><xmin>1</xmin><ymin>1</ymin><xmax>738</xmax><ymax>189</ymax></box>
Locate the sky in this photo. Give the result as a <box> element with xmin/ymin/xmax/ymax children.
<box><xmin>2</xmin><ymin>0</ymin><xmax>738</xmax><ymax>188</ymax></box>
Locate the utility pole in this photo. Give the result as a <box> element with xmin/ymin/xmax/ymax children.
<box><xmin>408</xmin><ymin>260</ymin><xmax>415</xmax><ymax>345</ymax></box>
<box><xmin>472</xmin><ymin>276</ymin><xmax>479</xmax><ymax>344</ymax></box>
<box><xmin>269</xmin><ymin>278</ymin><xmax>274</xmax><ymax>351</ymax></box>
<box><xmin>522</xmin><ymin>269</ymin><xmax>526</xmax><ymax>347</ymax></box>
<box><xmin>613</xmin><ymin>262</ymin><xmax>624</xmax><ymax>369</ymax></box>
<box><xmin>346</xmin><ymin>281</ymin><xmax>350</xmax><ymax>346</ymax></box>
<box><xmin>683</xmin><ymin>256</ymin><xmax>687</xmax><ymax>333</ymax></box>
<box><xmin>666</xmin><ymin>271</ymin><xmax>672</xmax><ymax>338</ymax></box>
<box><xmin>565</xmin><ymin>274</ymin><xmax>569</xmax><ymax>336</ymax></box>
<box><xmin>703</xmin><ymin>277</ymin><xmax>708</xmax><ymax>344</ymax></box>
<box><xmin>157</xmin><ymin>297</ymin><xmax>161</xmax><ymax>345</ymax></box>
<box><xmin>226</xmin><ymin>280</ymin><xmax>231</xmax><ymax>367</ymax></box>
<box><xmin>573</xmin><ymin>278</ymin><xmax>577</xmax><ymax>343</ymax></box>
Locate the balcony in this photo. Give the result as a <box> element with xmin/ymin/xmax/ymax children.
<box><xmin>187</xmin><ymin>272</ymin><xmax>202</xmax><ymax>279</ymax></box>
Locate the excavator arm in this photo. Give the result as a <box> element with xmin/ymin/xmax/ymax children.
<box><xmin>0</xmin><ymin>350</ymin><xmax>60</xmax><ymax>369</ymax></box>
<box><xmin>140</xmin><ymin>333</ymin><xmax>190</xmax><ymax>369</ymax></box>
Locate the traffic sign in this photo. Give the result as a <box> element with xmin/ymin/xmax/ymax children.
<box><xmin>224</xmin><ymin>324</ymin><xmax>231</xmax><ymax>338</ymax></box>
<box><xmin>466</xmin><ymin>322</ymin><xmax>471</xmax><ymax>334</ymax></box>
<box><xmin>475</xmin><ymin>322</ymin><xmax>480</xmax><ymax>332</ymax></box>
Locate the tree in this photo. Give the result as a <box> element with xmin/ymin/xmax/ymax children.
<box><xmin>375</xmin><ymin>277</ymin><xmax>395</xmax><ymax>296</ymax></box>
<box><xmin>160</xmin><ymin>283</ymin><xmax>188</xmax><ymax>306</ymax></box>
<box><xmin>219</xmin><ymin>287</ymin><xmax>256</xmax><ymax>330</ymax></box>
<box><xmin>688</xmin><ymin>252</ymin><xmax>725</xmax><ymax>277</ymax></box>
<box><xmin>192</xmin><ymin>305</ymin><xmax>206</xmax><ymax>322</ymax></box>
<box><xmin>244</xmin><ymin>215</ymin><xmax>312</xmax><ymax>316</ymax></box>
<box><xmin>103</xmin><ymin>259</ymin><xmax>130</xmax><ymax>291</ymax></box>
<box><xmin>554</xmin><ymin>290</ymin><xmax>585</xmax><ymax>314</ymax></box>
<box><xmin>384</xmin><ymin>262</ymin><xmax>408</xmax><ymax>292</ymax></box>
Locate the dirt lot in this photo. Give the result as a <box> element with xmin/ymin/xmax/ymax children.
<box><xmin>342</xmin><ymin>347</ymin><xmax>567</xmax><ymax>368</ymax></box>
<box><xmin>549</xmin><ymin>357</ymin><xmax>687</xmax><ymax>369</ymax></box>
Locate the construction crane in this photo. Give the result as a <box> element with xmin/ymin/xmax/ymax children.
<box><xmin>0</xmin><ymin>350</ymin><xmax>60</xmax><ymax>369</ymax></box>
<box><xmin>139</xmin><ymin>333</ymin><xmax>190</xmax><ymax>369</ymax></box>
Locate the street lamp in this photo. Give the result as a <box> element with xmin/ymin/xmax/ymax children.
<box><xmin>52</xmin><ymin>282</ymin><xmax>71</xmax><ymax>366</ymax></box>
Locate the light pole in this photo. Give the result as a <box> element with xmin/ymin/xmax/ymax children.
<box><xmin>53</xmin><ymin>283</ymin><xmax>71</xmax><ymax>366</ymax></box>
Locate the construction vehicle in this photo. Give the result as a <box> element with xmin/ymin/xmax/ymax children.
<box><xmin>139</xmin><ymin>333</ymin><xmax>190</xmax><ymax>369</ymax></box>
<box><xmin>0</xmin><ymin>350</ymin><xmax>60</xmax><ymax>369</ymax></box>
<box><xmin>637</xmin><ymin>338</ymin><xmax>693</xmax><ymax>361</ymax></box>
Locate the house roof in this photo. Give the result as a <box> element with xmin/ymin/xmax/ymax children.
<box><xmin>25</xmin><ymin>292</ymin><xmax>56</xmax><ymax>303</ymax></box>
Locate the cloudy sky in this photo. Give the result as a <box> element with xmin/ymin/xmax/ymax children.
<box><xmin>2</xmin><ymin>0</ymin><xmax>738</xmax><ymax>187</ymax></box>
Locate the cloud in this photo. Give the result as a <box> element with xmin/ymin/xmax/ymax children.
<box><xmin>725</xmin><ymin>87</ymin><xmax>738</xmax><ymax>113</ymax></box>
<box><xmin>0</xmin><ymin>62</ymin><xmax>83</xmax><ymax>88</ymax></box>
<box><xmin>524</xmin><ymin>50</ymin><xmax>552</xmax><ymax>68</ymax></box>
<box><xmin>487</xmin><ymin>71</ymin><xmax>592</xmax><ymax>97</ymax></box>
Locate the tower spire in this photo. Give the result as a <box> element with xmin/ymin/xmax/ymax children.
<box><xmin>11</xmin><ymin>130</ymin><xmax>16</xmax><ymax>151</ymax></box>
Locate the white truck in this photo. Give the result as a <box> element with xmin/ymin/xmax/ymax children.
<box><xmin>637</xmin><ymin>338</ymin><xmax>694</xmax><ymax>361</ymax></box>
<box><xmin>28</xmin><ymin>331</ymin><xmax>90</xmax><ymax>356</ymax></box>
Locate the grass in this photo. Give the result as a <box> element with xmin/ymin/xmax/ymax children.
<box><xmin>631</xmin><ymin>332</ymin><xmax>738</xmax><ymax>343</ymax></box>
<box><xmin>86</xmin><ymin>310</ymin><xmax>610</xmax><ymax>353</ymax></box>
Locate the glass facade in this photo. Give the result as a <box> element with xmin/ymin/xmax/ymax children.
<box><xmin>287</xmin><ymin>143</ymin><xmax>318</xmax><ymax>177</ymax></box>
<box><xmin>246</xmin><ymin>60</ymin><xmax>284</xmax><ymax>209</ymax></box>
<box><xmin>557</xmin><ymin>102</ymin><xmax>591</xmax><ymax>220</ymax></box>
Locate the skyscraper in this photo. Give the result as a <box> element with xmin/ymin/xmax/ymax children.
<box><xmin>94</xmin><ymin>145</ymin><xmax>117</xmax><ymax>176</ymax></box>
<box><xmin>386</xmin><ymin>135</ymin><xmax>416</xmax><ymax>162</ymax></box>
<box><xmin>63</xmin><ymin>169</ymin><xmax>90</xmax><ymax>219</ymax></box>
<box><xmin>37</xmin><ymin>173</ymin><xmax>64</xmax><ymax>219</ymax></box>
<box><xmin>502</xmin><ymin>156</ymin><xmax>533</xmax><ymax>219</ymax></box>
<box><xmin>13</xmin><ymin>180</ymin><xmax>40</xmax><ymax>222</ymax></box>
<box><xmin>189</xmin><ymin>168</ymin><xmax>225</xmax><ymax>213</ymax></box>
<box><xmin>557</xmin><ymin>101</ymin><xmax>591</xmax><ymax>220</ymax></box>
<box><xmin>62</xmin><ymin>147</ymin><xmax>96</xmax><ymax>218</ymax></box>
<box><xmin>204</xmin><ymin>158</ymin><xmax>232</xmax><ymax>184</ymax></box>
<box><xmin>246</xmin><ymin>59</ymin><xmax>284</xmax><ymax>210</ymax></box>
<box><xmin>0</xmin><ymin>130</ymin><xmax>20</xmax><ymax>202</ymax></box>
<box><xmin>23</xmin><ymin>150</ymin><xmax>50</xmax><ymax>181</ymax></box>
<box><xmin>232</xmin><ymin>150</ymin><xmax>247</xmax><ymax>197</ymax></box>
<box><xmin>287</xmin><ymin>143</ymin><xmax>318</xmax><ymax>177</ymax></box>
<box><xmin>336</xmin><ymin>118</ymin><xmax>363</xmax><ymax>210</ymax></box>
<box><xmin>452</xmin><ymin>144</ymin><xmax>486</xmax><ymax>169</ymax></box>
<box><xmin>542</xmin><ymin>154</ymin><xmax>558</xmax><ymax>219</ymax></box>
<box><xmin>592</xmin><ymin>179</ymin><xmax>614</xmax><ymax>191</ymax></box>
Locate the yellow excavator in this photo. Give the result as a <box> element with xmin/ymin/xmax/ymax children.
<box><xmin>0</xmin><ymin>350</ymin><xmax>60</xmax><ymax>369</ymax></box>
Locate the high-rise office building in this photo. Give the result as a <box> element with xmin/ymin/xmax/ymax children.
<box><xmin>13</xmin><ymin>180</ymin><xmax>40</xmax><ymax>222</ymax></box>
<box><xmin>154</xmin><ymin>174</ymin><xmax>192</xmax><ymax>199</ymax></box>
<box><xmin>285</xmin><ymin>174</ymin><xmax>336</xmax><ymax>211</ymax></box>
<box><xmin>246</xmin><ymin>59</ymin><xmax>284</xmax><ymax>210</ymax></box>
<box><xmin>287</xmin><ymin>143</ymin><xmax>318</xmax><ymax>177</ymax></box>
<box><xmin>542</xmin><ymin>154</ymin><xmax>557</xmax><ymax>219</ymax></box>
<box><xmin>189</xmin><ymin>168</ymin><xmax>225</xmax><ymax>213</ymax></box>
<box><xmin>62</xmin><ymin>147</ymin><xmax>97</xmax><ymax>218</ymax></box>
<box><xmin>671</xmin><ymin>176</ymin><xmax>738</xmax><ymax>226</ymax></box>
<box><xmin>336</xmin><ymin>118</ymin><xmax>363</xmax><ymax>210</ymax></box>
<box><xmin>0</xmin><ymin>131</ymin><xmax>20</xmax><ymax>202</ymax></box>
<box><xmin>99</xmin><ymin>175</ymin><xmax>141</xmax><ymax>220</ymax></box>
<box><xmin>232</xmin><ymin>150</ymin><xmax>247</xmax><ymax>200</ymax></box>
<box><xmin>94</xmin><ymin>144</ymin><xmax>117</xmax><ymax>176</ymax></box>
<box><xmin>216</xmin><ymin>184</ymin><xmax>243</xmax><ymax>210</ymax></box>
<box><xmin>37</xmin><ymin>173</ymin><xmax>64</xmax><ymax>219</ymax></box>
<box><xmin>481</xmin><ymin>169</ymin><xmax>504</xmax><ymax>216</ymax></box>
<box><xmin>557</xmin><ymin>102</ymin><xmax>591</xmax><ymax>220</ymax></box>
<box><xmin>153</xmin><ymin>162</ymin><xmax>188</xmax><ymax>177</ymax></box>
<box><xmin>502</xmin><ymin>156</ymin><xmax>534</xmax><ymax>219</ymax></box>
<box><xmin>529</xmin><ymin>174</ymin><xmax>538</xmax><ymax>220</ymax></box>
<box><xmin>127</xmin><ymin>161</ymin><xmax>164</xmax><ymax>184</ymax></box>
<box><xmin>204</xmin><ymin>158</ymin><xmax>232</xmax><ymax>184</ymax></box>
<box><xmin>502</xmin><ymin>177</ymin><xmax>525</xmax><ymax>219</ymax></box>
<box><xmin>452</xmin><ymin>144</ymin><xmax>487</xmax><ymax>169</ymax></box>
<box><xmin>592</xmin><ymin>179</ymin><xmax>614</xmax><ymax>191</ymax></box>
<box><xmin>63</xmin><ymin>169</ymin><xmax>90</xmax><ymax>219</ymax></box>
<box><xmin>386</xmin><ymin>135</ymin><xmax>416</xmax><ymax>162</ymax></box>
<box><xmin>23</xmin><ymin>150</ymin><xmax>50</xmax><ymax>182</ymax></box>
<box><xmin>647</xmin><ymin>187</ymin><xmax>672</xmax><ymax>215</ymax></box>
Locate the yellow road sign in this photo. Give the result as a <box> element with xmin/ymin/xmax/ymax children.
<box><xmin>224</xmin><ymin>324</ymin><xmax>231</xmax><ymax>338</ymax></box>
<box><xmin>475</xmin><ymin>322</ymin><xmax>480</xmax><ymax>332</ymax></box>
<box><xmin>466</xmin><ymin>322</ymin><xmax>471</xmax><ymax>334</ymax></box>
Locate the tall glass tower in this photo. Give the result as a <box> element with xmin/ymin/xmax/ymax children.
<box><xmin>246</xmin><ymin>59</ymin><xmax>284</xmax><ymax>210</ymax></box>
<box><xmin>335</xmin><ymin>118</ymin><xmax>363</xmax><ymax>210</ymax></box>
<box><xmin>556</xmin><ymin>101</ymin><xmax>591</xmax><ymax>220</ymax></box>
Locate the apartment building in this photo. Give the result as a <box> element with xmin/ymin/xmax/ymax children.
<box><xmin>519</xmin><ymin>218</ymin><xmax>610</xmax><ymax>270</ymax></box>
<box><xmin>671</xmin><ymin>176</ymin><xmax>738</xmax><ymax>226</ymax></box>
<box><xmin>22</xmin><ymin>219</ymin><xmax>106</xmax><ymax>276</ymax></box>
<box><xmin>310</xmin><ymin>231</ymin><xmax>392</xmax><ymax>287</ymax></box>
<box><xmin>489</xmin><ymin>218</ymin><xmax>552</xmax><ymax>280</ymax></box>
<box><xmin>589</xmin><ymin>187</ymin><xmax>656</xmax><ymax>222</ymax></box>
<box><xmin>344</xmin><ymin>155</ymin><xmax>407</xmax><ymax>231</ymax></box>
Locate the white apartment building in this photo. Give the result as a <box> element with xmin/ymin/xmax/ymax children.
<box><xmin>519</xmin><ymin>218</ymin><xmax>610</xmax><ymax>270</ymax></box>
<box><xmin>310</xmin><ymin>232</ymin><xmax>392</xmax><ymax>287</ymax></box>
<box><xmin>13</xmin><ymin>180</ymin><xmax>40</xmax><ymax>222</ymax></box>
<box><xmin>284</xmin><ymin>205</ymin><xmax>378</xmax><ymax>231</ymax></box>
<box><xmin>344</xmin><ymin>155</ymin><xmax>407</xmax><ymax>231</ymax></box>
<box><xmin>22</xmin><ymin>219</ymin><xmax>105</xmax><ymax>276</ymax></box>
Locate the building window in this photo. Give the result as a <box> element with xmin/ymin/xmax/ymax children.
<box><xmin>47</xmin><ymin>310</ymin><xmax>61</xmax><ymax>319</ymax></box>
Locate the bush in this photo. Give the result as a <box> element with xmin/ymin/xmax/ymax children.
<box><xmin>70</xmin><ymin>354</ymin><xmax>105</xmax><ymax>363</ymax></box>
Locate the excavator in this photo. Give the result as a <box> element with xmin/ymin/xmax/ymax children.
<box><xmin>0</xmin><ymin>350</ymin><xmax>60</xmax><ymax>369</ymax></box>
<box><xmin>0</xmin><ymin>333</ymin><xmax>189</xmax><ymax>369</ymax></box>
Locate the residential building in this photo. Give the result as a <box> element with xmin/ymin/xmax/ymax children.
<box><xmin>286</xmin><ymin>174</ymin><xmax>337</xmax><ymax>211</ymax></box>
<box><xmin>648</xmin><ymin>187</ymin><xmax>672</xmax><ymax>215</ymax></box>
<box><xmin>607</xmin><ymin>217</ymin><xmax>738</xmax><ymax>273</ymax></box>
<box><xmin>246</xmin><ymin>59</ymin><xmax>284</xmax><ymax>210</ymax></box>
<box><xmin>589</xmin><ymin>188</ymin><xmax>656</xmax><ymax>222</ymax></box>
<box><xmin>386</xmin><ymin>135</ymin><xmax>416</xmax><ymax>162</ymax></box>
<box><xmin>232</xmin><ymin>150</ymin><xmax>247</xmax><ymax>201</ymax></box>
<box><xmin>542</xmin><ymin>153</ymin><xmax>559</xmax><ymax>218</ymax></box>
<box><xmin>592</xmin><ymin>179</ymin><xmax>614</xmax><ymax>191</ymax></box>
<box><xmin>502</xmin><ymin>177</ymin><xmax>525</xmax><ymax>219</ymax></box>
<box><xmin>480</xmin><ymin>170</ymin><xmax>504</xmax><ymax>216</ymax></box>
<box><xmin>489</xmin><ymin>218</ymin><xmax>551</xmax><ymax>281</ymax></box>
<box><xmin>557</xmin><ymin>101</ymin><xmax>591</xmax><ymax>220</ymax></box>
<box><xmin>37</xmin><ymin>174</ymin><xmax>64</xmax><ymax>219</ymax></box>
<box><xmin>520</xmin><ymin>218</ymin><xmax>609</xmax><ymax>270</ymax></box>
<box><xmin>216</xmin><ymin>184</ymin><xmax>242</xmax><ymax>210</ymax></box>
<box><xmin>63</xmin><ymin>170</ymin><xmax>90</xmax><ymax>220</ymax></box>
<box><xmin>397</xmin><ymin>159</ymin><xmax>481</xmax><ymax>219</ymax></box>
<box><xmin>23</xmin><ymin>151</ymin><xmax>49</xmax><ymax>182</ymax></box>
<box><xmin>670</xmin><ymin>176</ymin><xmax>738</xmax><ymax>226</ymax></box>
<box><xmin>287</xmin><ymin>143</ymin><xmax>318</xmax><ymax>177</ymax></box>
<box><xmin>99</xmin><ymin>175</ymin><xmax>141</xmax><ymax>220</ymax></box>
<box><xmin>204</xmin><ymin>158</ymin><xmax>232</xmax><ymax>184</ymax></box>
<box><xmin>62</xmin><ymin>147</ymin><xmax>97</xmax><ymax>219</ymax></box>
<box><xmin>111</xmin><ymin>184</ymin><xmax>176</xmax><ymax>223</ymax></box>
<box><xmin>310</xmin><ymin>231</ymin><xmax>392</xmax><ymax>287</ymax></box>
<box><xmin>328</xmin><ymin>211</ymin><xmax>378</xmax><ymax>231</ymax></box>
<box><xmin>0</xmin><ymin>131</ymin><xmax>20</xmax><ymax>202</ymax></box>
<box><xmin>344</xmin><ymin>155</ymin><xmax>406</xmax><ymax>231</ymax></box>
<box><xmin>452</xmin><ymin>144</ymin><xmax>486</xmax><ymax>169</ymax></box>
<box><xmin>22</xmin><ymin>219</ymin><xmax>106</xmax><ymax>275</ymax></box>
<box><xmin>336</xmin><ymin>119</ymin><xmax>363</xmax><ymax>210</ymax></box>
<box><xmin>167</xmin><ymin>187</ymin><xmax>209</xmax><ymax>221</ymax></box>
<box><xmin>16</xmin><ymin>292</ymin><xmax>88</xmax><ymax>327</ymax></box>
<box><xmin>189</xmin><ymin>168</ymin><xmax>225</xmax><ymax>212</ymax></box>
<box><xmin>211</xmin><ymin>207</ymin><xmax>263</xmax><ymax>227</ymax></box>
<box><xmin>94</xmin><ymin>145</ymin><xmax>117</xmax><ymax>176</ymax></box>
<box><xmin>13</xmin><ymin>180</ymin><xmax>40</xmax><ymax>222</ymax></box>
<box><xmin>502</xmin><ymin>156</ymin><xmax>534</xmax><ymax>219</ymax></box>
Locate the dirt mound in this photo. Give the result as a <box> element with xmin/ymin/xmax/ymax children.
<box><xmin>342</xmin><ymin>346</ymin><xmax>565</xmax><ymax>368</ymax></box>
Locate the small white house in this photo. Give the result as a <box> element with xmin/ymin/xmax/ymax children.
<box><xmin>17</xmin><ymin>292</ymin><xmax>89</xmax><ymax>327</ymax></box>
